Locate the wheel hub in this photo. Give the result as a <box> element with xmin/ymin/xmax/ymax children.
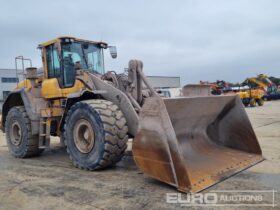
<box><xmin>73</xmin><ymin>119</ymin><xmax>95</xmax><ymax>154</ymax></box>
<box><xmin>10</xmin><ymin>121</ymin><xmax>22</xmax><ymax>146</ymax></box>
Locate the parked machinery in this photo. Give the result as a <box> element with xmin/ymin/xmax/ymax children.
<box><xmin>200</xmin><ymin>80</ymin><xmax>229</xmax><ymax>95</ymax></box>
<box><xmin>244</xmin><ymin>74</ymin><xmax>280</xmax><ymax>100</ymax></box>
<box><xmin>224</xmin><ymin>87</ymin><xmax>264</xmax><ymax>107</ymax></box>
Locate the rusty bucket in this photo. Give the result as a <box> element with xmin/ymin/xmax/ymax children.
<box><xmin>132</xmin><ymin>95</ymin><xmax>264</xmax><ymax>193</ymax></box>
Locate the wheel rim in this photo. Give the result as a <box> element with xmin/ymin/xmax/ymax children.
<box><xmin>73</xmin><ymin>119</ymin><xmax>95</xmax><ymax>154</ymax></box>
<box><xmin>10</xmin><ymin>121</ymin><xmax>22</xmax><ymax>146</ymax></box>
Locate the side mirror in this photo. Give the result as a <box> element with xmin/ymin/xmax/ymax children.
<box><xmin>109</xmin><ymin>46</ymin><xmax>117</xmax><ymax>59</ymax></box>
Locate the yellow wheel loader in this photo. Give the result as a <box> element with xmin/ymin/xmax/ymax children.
<box><xmin>223</xmin><ymin>88</ymin><xmax>264</xmax><ymax>107</ymax></box>
<box><xmin>0</xmin><ymin>36</ymin><xmax>264</xmax><ymax>193</ymax></box>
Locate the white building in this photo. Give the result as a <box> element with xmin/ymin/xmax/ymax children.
<box><xmin>0</xmin><ymin>73</ymin><xmax>181</xmax><ymax>100</ymax></box>
<box><xmin>147</xmin><ymin>76</ymin><xmax>182</xmax><ymax>98</ymax></box>
<box><xmin>0</xmin><ymin>71</ymin><xmax>181</xmax><ymax>111</ymax></box>
<box><xmin>147</xmin><ymin>76</ymin><xmax>181</xmax><ymax>89</ymax></box>
<box><xmin>0</xmin><ymin>69</ymin><xmax>20</xmax><ymax>101</ymax></box>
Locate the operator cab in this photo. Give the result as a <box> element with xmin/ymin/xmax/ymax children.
<box><xmin>39</xmin><ymin>36</ymin><xmax>116</xmax><ymax>88</ymax></box>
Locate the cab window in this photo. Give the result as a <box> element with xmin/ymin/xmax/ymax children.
<box><xmin>46</xmin><ymin>45</ymin><xmax>61</xmax><ymax>78</ymax></box>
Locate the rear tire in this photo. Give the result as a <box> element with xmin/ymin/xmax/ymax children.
<box><xmin>249</xmin><ymin>98</ymin><xmax>256</xmax><ymax>107</ymax></box>
<box><xmin>5</xmin><ymin>106</ymin><xmax>44</xmax><ymax>158</ymax></box>
<box><xmin>64</xmin><ymin>99</ymin><xmax>129</xmax><ymax>170</ymax></box>
<box><xmin>257</xmin><ymin>99</ymin><xmax>264</xmax><ymax>106</ymax></box>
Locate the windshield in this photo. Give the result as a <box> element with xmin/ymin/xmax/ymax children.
<box><xmin>62</xmin><ymin>41</ymin><xmax>105</xmax><ymax>74</ymax></box>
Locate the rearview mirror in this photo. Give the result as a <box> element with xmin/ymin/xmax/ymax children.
<box><xmin>109</xmin><ymin>46</ymin><xmax>117</xmax><ymax>59</ymax></box>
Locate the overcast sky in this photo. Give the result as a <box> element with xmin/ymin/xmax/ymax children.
<box><xmin>0</xmin><ymin>0</ymin><xmax>280</xmax><ymax>84</ymax></box>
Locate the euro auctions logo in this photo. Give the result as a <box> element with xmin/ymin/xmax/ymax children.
<box><xmin>166</xmin><ymin>190</ymin><xmax>277</xmax><ymax>207</ymax></box>
<box><xmin>167</xmin><ymin>192</ymin><xmax>218</xmax><ymax>205</ymax></box>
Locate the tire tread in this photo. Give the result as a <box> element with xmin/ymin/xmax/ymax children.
<box><xmin>64</xmin><ymin>99</ymin><xmax>129</xmax><ymax>170</ymax></box>
<box><xmin>6</xmin><ymin>106</ymin><xmax>43</xmax><ymax>158</ymax></box>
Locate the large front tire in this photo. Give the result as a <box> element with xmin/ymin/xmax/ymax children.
<box><xmin>5</xmin><ymin>106</ymin><xmax>44</xmax><ymax>158</ymax></box>
<box><xmin>64</xmin><ymin>100</ymin><xmax>129</xmax><ymax>170</ymax></box>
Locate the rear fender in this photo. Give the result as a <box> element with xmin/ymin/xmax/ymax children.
<box><xmin>1</xmin><ymin>89</ymin><xmax>39</xmax><ymax>133</ymax></box>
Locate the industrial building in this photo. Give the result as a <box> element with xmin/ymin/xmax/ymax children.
<box><xmin>147</xmin><ymin>76</ymin><xmax>182</xmax><ymax>97</ymax></box>
<box><xmin>147</xmin><ymin>76</ymin><xmax>181</xmax><ymax>89</ymax></box>
<box><xmin>0</xmin><ymin>71</ymin><xmax>181</xmax><ymax>100</ymax></box>
<box><xmin>0</xmin><ymin>70</ymin><xmax>181</xmax><ymax>110</ymax></box>
<box><xmin>0</xmin><ymin>69</ymin><xmax>19</xmax><ymax>101</ymax></box>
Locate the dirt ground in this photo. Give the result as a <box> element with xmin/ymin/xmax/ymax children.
<box><xmin>0</xmin><ymin>101</ymin><xmax>279</xmax><ymax>210</ymax></box>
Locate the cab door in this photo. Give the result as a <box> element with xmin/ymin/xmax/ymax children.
<box><xmin>41</xmin><ymin>44</ymin><xmax>80</xmax><ymax>99</ymax></box>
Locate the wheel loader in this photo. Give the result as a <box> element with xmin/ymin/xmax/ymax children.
<box><xmin>223</xmin><ymin>87</ymin><xmax>264</xmax><ymax>107</ymax></box>
<box><xmin>0</xmin><ymin>36</ymin><xmax>264</xmax><ymax>193</ymax></box>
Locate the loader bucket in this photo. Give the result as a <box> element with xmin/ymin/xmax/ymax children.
<box><xmin>133</xmin><ymin>95</ymin><xmax>264</xmax><ymax>193</ymax></box>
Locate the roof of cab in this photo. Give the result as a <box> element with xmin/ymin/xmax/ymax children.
<box><xmin>38</xmin><ymin>36</ymin><xmax>108</xmax><ymax>48</ymax></box>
